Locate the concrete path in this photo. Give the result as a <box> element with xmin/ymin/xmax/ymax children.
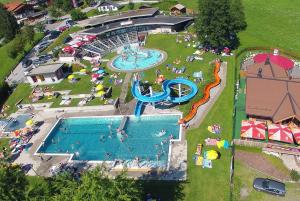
<box><xmin>280</xmin><ymin>154</ymin><xmax>300</xmax><ymax>172</ymax></box>
<box><xmin>188</xmin><ymin>62</ymin><xmax>227</xmax><ymax>128</ymax></box>
<box><xmin>119</xmin><ymin>73</ymin><xmax>132</xmax><ymax>104</ymax></box>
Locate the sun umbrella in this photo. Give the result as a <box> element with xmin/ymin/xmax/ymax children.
<box><xmin>97</xmin><ymin>69</ymin><xmax>105</xmax><ymax>74</ymax></box>
<box><xmin>97</xmin><ymin>91</ymin><xmax>105</xmax><ymax>96</ymax></box>
<box><xmin>96</xmin><ymin>84</ymin><xmax>104</xmax><ymax>91</ymax></box>
<box><xmin>25</xmin><ymin>119</ymin><xmax>34</xmax><ymax>127</ymax></box>
<box><xmin>68</xmin><ymin>74</ymin><xmax>75</xmax><ymax>79</ymax></box>
<box><xmin>291</xmin><ymin>127</ymin><xmax>300</xmax><ymax>144</ymax></box>
<box><xmin>241</xmin><ymin>120</ymin><xmax>266</xmax><ymax>140</ymax></box>
<box><xmin>268</xmin><ymin>124</ymin><xmax>293</xmax><ymax>143</ymax></box>
<box><xmin>204</xmin><ymin>150</ymin><xmax>218</xmax><ymax>160</ymax></box>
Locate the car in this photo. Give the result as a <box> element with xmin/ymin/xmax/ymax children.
<box><xmin>22</xmin><ymin>59</ymin><xmax>32</xmax><ymax>68</ymax></box>
<box><xmin>253</xmin><ymin>178</ymin><xmax>286</xmax><ymax>196</ymax></box>
<box><xmin>32</xmin><ymin>58</ymin><xmax>47</xmax><ymax>66</ymax></box>
<box><xmin>59</xmin><ymin>25</ymin><xmax>69</xmax><ymax>32</ymax></box>
<box><xmin>38</xmin><ymin>54</ymin><xmax>53</xmax><ymax>61</ymax></box>
<box><xmin>63</xmin><ymin>36</ymin><xmax>72</xmax><ymax>44</ymax></box>
<box><xmin>48</xmin><ymin>31</ymin><xmax>61</xmax><ymax>40</ymax></box>
<box><xmin>66</xmin><ymin>20</ymin><xmax>75</xmax><ymax>27</ymax></box>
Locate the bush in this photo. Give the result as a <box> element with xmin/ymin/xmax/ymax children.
<box><xmin>128</xmin><ymin>1</ymin><xmax>134</xmax><ymax>10</ymax></box>
<box><xmin>70</xmin><ymin>9</ymin><xmax>87</xmax><ymax>21</ymax></box>
<box><xmin>290</xmin><ymin>169</ymin><xmax>300</xmax><ymax>181</ymax></box>
<box><xmin>71</xmin><ymin>63</ymin><xmax>83</xmax><ymax>72</ymax></box>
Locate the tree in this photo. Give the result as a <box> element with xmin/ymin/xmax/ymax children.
<box><xmin>230</xmin><ymin>0</ymin><xmax>247</xmax><ymax>32</ymax></box>
<box><xmin>0</xmin><ymin>164</ymin><xmax>28</xmax><ymax>201</ymax></box>
<box><xmin>196</xmin><ymin>0</ymin><xmax>247</xmax><ymax>50</ymax></box>
<box><xmin>53</xmin><ymin>0</ymin><xmax>73</xmax><ymax>12</ymax></box>
<box><xmin>128</xmin><ymin>1</ymin><xmax>134</xmax><ymax>10</ymax></box>
<box><xmin>48</xmin><ymin>6</ymin><xmax>63</xmax><ymax>18</ymax></box>
<box><xmin>8</xmin><ymin>34</ymin><xmax>26</xmax><ymax>58</ymax></box>
<box><xmin>51</xmin><ymin>166</ymin><xmax>143</xmax><ymax>201</ymax></box>
<box><xmin>0</xmin><ymin>3</ymin><xmax>19</xmax><ymax>41</ymax></box>
<box><xmin>110</xmin><ymin>171</ymin><xmax>142</xmax><ymax>201</ymax></box>
<box><xmin>70</xmin><ymin>9</ymin><xmax>87</xmax><ymax>21</ymax></box>
<box><xmin>35</xmin><ymin>22</ymin><xmax>45</xmax><ymax>33</ymax></box>
<box><xmin>22</xmin><ymin>25</ymin><xmax>35</xmax><ymax>44</ymax></box>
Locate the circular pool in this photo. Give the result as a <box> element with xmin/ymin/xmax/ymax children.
<box><xmin>109</xmin><ymin>46</ymin><xmax>167</xmax><ymax>72</ymax></box>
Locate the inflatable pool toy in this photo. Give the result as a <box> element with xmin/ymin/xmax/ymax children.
<box><xmin>204</xmin><ymin>150</ymin><xmax>219</xmax><ymax>160</ymax></box>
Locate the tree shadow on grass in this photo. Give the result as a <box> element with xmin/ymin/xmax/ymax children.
<box><xmin>139</xmin><ymin>180</ymin><xmax>186</xmax><ymax>201</ymax></box>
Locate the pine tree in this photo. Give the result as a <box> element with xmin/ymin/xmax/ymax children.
<box><xmin>0</xmin><ymin>3</ymin><xmax>19</xmax><ymax>41</ymax></box>
<box><xmin>196</xmin><ymin>0</ymin><xmax>247</xmax><ymax>50</ymax></box>
<box><xmin>230</xmin><ymin>0</ymin><xmax>247</xmax><ymax>32</ymax></box>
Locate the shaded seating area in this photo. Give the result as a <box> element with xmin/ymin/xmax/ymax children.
<box><xmin>240</xmin><ymin>119</ymin><xmax>300</xmax><ymax>145</ymax></box>
<box><xmin>268</xmin><ymin>123</ymin><xmax>293</xmax><ymax>144</ymax></box>
<box><xmin>241</xmin><ymin>120</ymin><xmax>266</xmax><ymax>140</ymax></box>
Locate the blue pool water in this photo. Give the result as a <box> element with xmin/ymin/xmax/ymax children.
<box><xmin>112</xmin><ymin>47</ymin><xmax>164</xmax><ymax>71</ymax></box>
<box><xmin>37</xmin><ymin>115</ymin><xmax>180</xmax><ymax>167</ymax></box>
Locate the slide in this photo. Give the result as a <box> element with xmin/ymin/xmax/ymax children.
<box><xmin>131</xmin><ymin>78</ymin><xmax>198</xmax><ymax>105</ymax></box>
<box><xmin>134</xmin><ymin>101</ymin><xmax>143</xmax><ymax>116</ymax></box>
<box><xmin>180</xmin><ymin>61</ymin><xmax>221</xmax><ymax>124</ymax></box>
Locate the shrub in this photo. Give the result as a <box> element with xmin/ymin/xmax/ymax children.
<box><xmin>71</xmin><ymin>63</ymin><xmax>83</xmax><ymax>72</ymax></box>
<box><xmin>70</xmin><ymin>9</ymin><xmax>87</xmax><ymax>21</ymax></box>
<box><xmin>290</xmin><ymin>169</ymin><xmax>300</xmax><ymax>181</ymax></box>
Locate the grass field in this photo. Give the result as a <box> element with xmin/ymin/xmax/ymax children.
<box><xmin>0</xmin><ymin>33</ymin><xmax>44</xmax><ymax>86</ymax></box>
<box><xmin>232</xmin><ymin>161</ymin><xmax>300</xmax><ymax>201</ymax></box>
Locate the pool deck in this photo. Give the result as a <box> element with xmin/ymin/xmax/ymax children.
<box><xmin>12</xmin><ymin>106</ymin><xmax>187</xmax><ymax>180</ymax></box>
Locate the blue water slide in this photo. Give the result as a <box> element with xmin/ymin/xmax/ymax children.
<box><xmin>134</xmin><ymin>101</ymin><xmax>143</xmax><ymax>116</ymax></box>
<box><xmin>131</xmin><ymin>78</ymin><xmax>198</xmax><ymax>104</ymax></box>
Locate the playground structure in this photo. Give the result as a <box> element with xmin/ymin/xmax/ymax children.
<box><xmin>179</xmin><ymin>61</ymin><xmax>221</xmax><ymax>124</ymax></box>
<box><xmin>131</xmin><ymin>75</ymin><xmax>198</xmax><ymax>116</ymax></box>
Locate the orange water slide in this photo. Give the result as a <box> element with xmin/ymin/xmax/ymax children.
<box><xmin>180</xmin><ymin>61</ymin><xmax>221</xmax><ymax>124</ymax></box>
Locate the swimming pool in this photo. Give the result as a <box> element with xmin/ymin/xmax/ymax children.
<box><xmin>3</xmin><ymin>115</ymin><xmax>31</xmax><ymax>133</ymax></box>
<box><xmin>37</xmin><ymin>114</ymin><xmax>181</xmax><ymax>168</ymax></box>
<box><xmin>110</xmin><ymin>46</ymin><xmax>166</xmax><ymax>71</ymax></box>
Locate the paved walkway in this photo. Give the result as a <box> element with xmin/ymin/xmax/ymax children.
<box><xmin>235</xmin><ymin>150</ymin><xmax>290</xmax><ymax>181</ymax></box>
<box><xmin>188</xmin><ymin>62</ymin><xmax>227</xmax><ymax>128</ymax></box>
<box><xmin>280</xmin><ymin>154</ymin><xmax>300</xmax><ymax>172</ymax></box>
<box><xmin>119</xmin><ymin>73</ymin><xmax>132</xmax><ymax>104</ymax></box>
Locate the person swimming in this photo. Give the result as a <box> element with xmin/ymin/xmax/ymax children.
<box><xmin>99</xmin><ymin>135</ymin><xmax>105</xmax><ymax>142</ymax></box>
<box><xmin>105</xmin><ymin>152</ymin><xmax>111</xmax><ymax>158</ymax></box>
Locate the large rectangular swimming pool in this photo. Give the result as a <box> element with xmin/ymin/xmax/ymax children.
<box><xmin>37</xmin><ymin>114</ymin><xmax>181</xmax><ymax>168</ymax></box>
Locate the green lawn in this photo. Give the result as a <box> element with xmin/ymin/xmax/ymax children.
<box><xmin>0</xmin><ymin>33</ymin><xmax>44</xmax><ymax>85</ymax></box>
<box><xmin>232</xmin><ymin>160</ymin><xmax>300</xmax><ymax>201</ymax></box>
<box><xmin>3</xmin><ymin>63</ymin><xmax>124</xmax><ymax>115</ymax></box>
<box><xmin>239</xmin><ymin>0</ymin><xmax>300</xmax><ymax>52</ymax></box>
